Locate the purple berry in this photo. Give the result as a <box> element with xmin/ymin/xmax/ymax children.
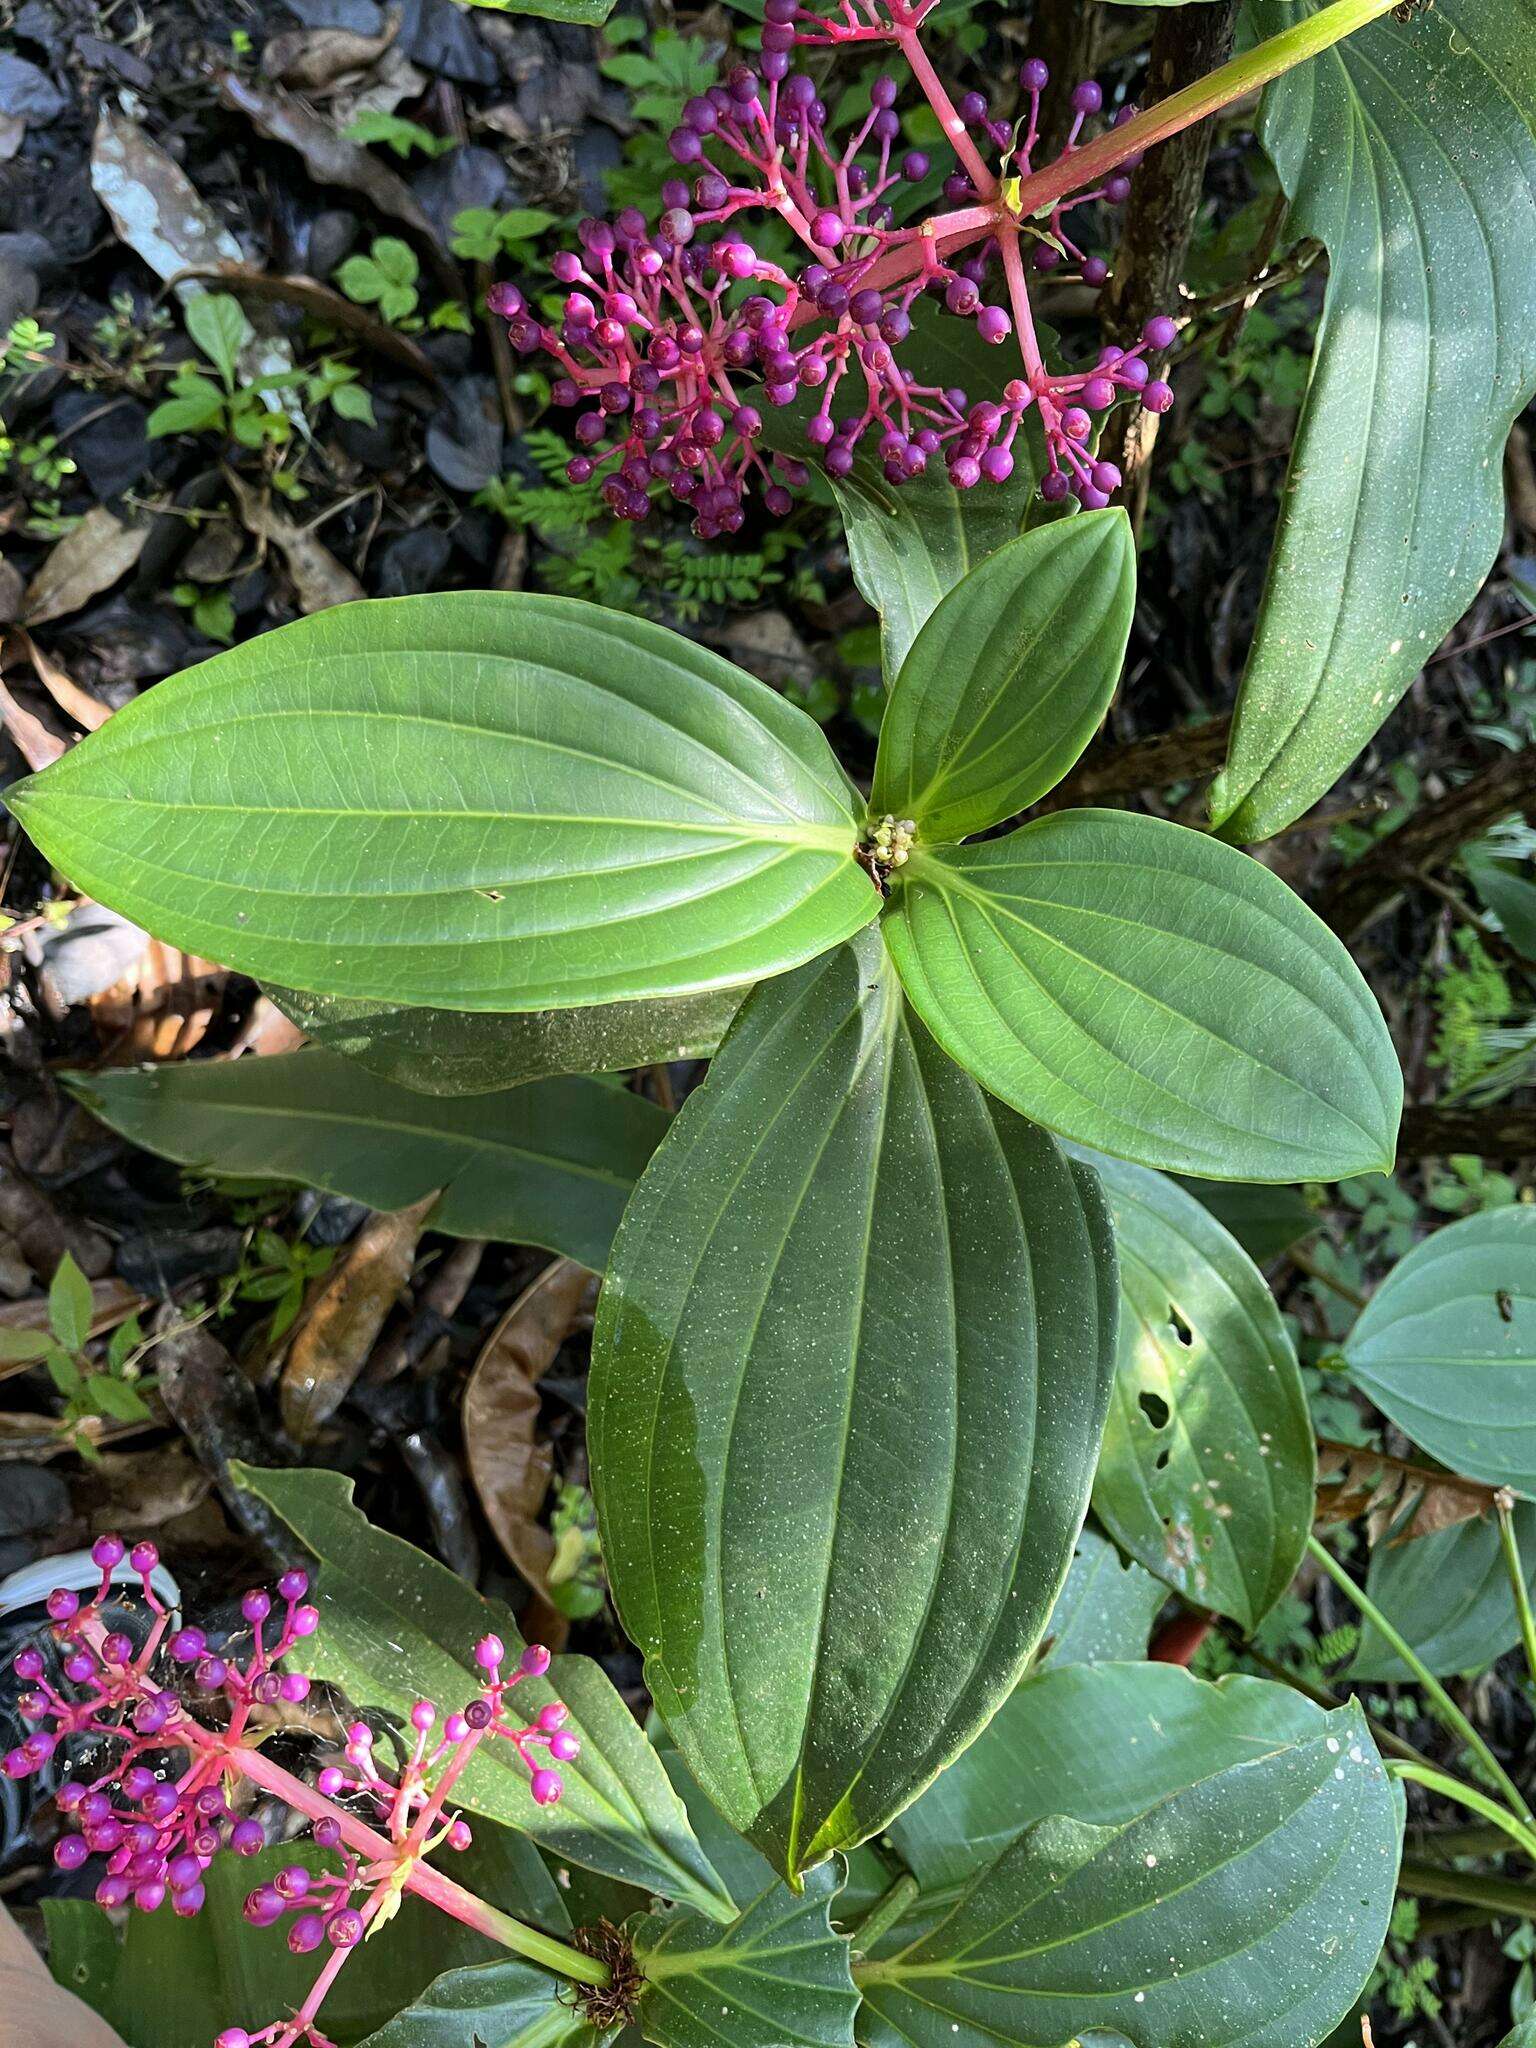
<box><xmin>92</xmin><ymin>1535</ymin><xmax>126</xmax><ymax>1571</ymax></box>
<box><xmin>1082</xmin><ymin>258</ymin><xmax>1109</xmax><ymax>289</ymax></box>
<box><xmin>289</xmin><ymin>1913</ymin><xmax>327</xmax><ymax>1955</ymax></box>
<box><xmin>976</xmin><ymin>306</ymin><xmax>1011</xmax><ymax>344</ymax></box>
<box><xmin>1143</xmin><ymin>314</ymin><xmax>1178</xmax><ymax>352</ymax></box>
<box><xmin>1071</xmin><ymin>81</ymin><xmax>1104</xmax><ymax>115</ymax></box>
<box><xmin>530</xmin><ymin>1769</ymin><xmax>563</xmax><ymax>1806</ymax></box>
<box><xmin>1083</xmin><ymin>377</ymin><xmax>1116</xmax><ymax>412</ymax></box>
<box><xmin>1040</xmin><ymin>471</ymin><xmax>1071</xmax><ymax>503</ymax></box>
<box><xmin>1143</xmin><ymin>380</ymin><xmax>1174</xmax><ymax>413</ymax></box>
<box><xmin>55</xmin><ymin>1834</ymin><xmax>90</xmax><ymax>1871</ymax></box>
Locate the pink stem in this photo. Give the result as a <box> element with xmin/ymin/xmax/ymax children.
<box><xmin>896</xmin><ymin>26</ymin><xmax>997</xmax><ymax>197</ymax></box>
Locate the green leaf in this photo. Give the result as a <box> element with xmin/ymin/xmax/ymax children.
<box><xmin>146</xmin><ymin>387</ymin><xmax>228</xmax><ymax>438</ymax></box>
<box><xmin>1210</xmin><ymin>0</ymin><xmax>1536</xmax><ymax>842</ymax></box>
<box><xmin>48</xmin><ymin>1249</ymin><xmax>94</xmax><ymax>1353</ymax></box>
<box><xmin>184</xmin><ymin>293</ymin><xmax>251</xmax><ymax>389</ymax></box>
<box><xmin>1176</xmin><ymin>1178</ymin><xmax>1319</xmax><ymax>1264</ymax></box>
<box><xmin>1349</xmin><ymin>1503</ymin><xmax>1536</xmax><ymax>1680</ymax></box>
<box><xmin>884</xmin><ymin>810</ymin><xmax>1402</xmax><ymax>1181</ymax></box>
<box><xmin>82</xmin><ymin>1374</ymin><xmax>153</xmax><ymax>1421</ymax></box>
<box><xmin>1343</xmin><ymin>1207</ymin><xmax>1536</xmax><ymax>1491</ymax></box>
<box><xmin>65</xmin><ymin>1051</ymin><xmax>666</xmax><ymax>1271</ymax></box>
<box><xmin>632</xmin><ymin>1865</ymin><xmax>860</xmax><ymax>2048</ymax></box>
<box><xmin>870</xmin><ymin>513</ymin><xmax>1134</xmax><ymax>841</ymax></box>
<box><xmin>230</xmin><ymin>1462</ymin><xmax>736</xmax><ymax>1921</ymax></box>
<box><xmin>1084</xmin><ymin>1153</ymin><xmax>1315</xmax><ymax>1629</ymax></box>
<box><xmin>268</xmin><ymin>984</ymin><xmax>746</xmax><ymax>1097</ymax></box>
<box><xmin>589</xmin><ymin>928</ymin><xmax>1116</xmax><ymax>1878</ymax></box>
<box><xmin>9</xmin><ymin>593</ymin><xmax>875</xmax><ymax>1012</ymax></box>
<box><xmin>354</xmin><ymin>1960</ymin><xmax>594</xmax><ymax>2048</ymax></box>
<box><xmin>0</xmin><ymin>1325</ymin><xmax>55</xmax><ymax>1362</ymax></box>
<box><xmin>1039</xmin><ymin>1526</ymin><xmax>1165</xmax><ymax>1670</ymax></box>
<box><xmin>1464</xmin><ymin>840</ymin><xmax>1536</xmax><ymax>963</ymax></box>
<box><xmin>454</xmin><ymin>0</ymin><xmax>616</xmax><ymax>24</ymax></box>
<box><xmin>45</xmin><ymin>1844</ymin><xmax>493</xmax><ymax>2048</ymax></box>
<box><xmin>872</xmin><ymin>1666</ymin><xmax>1400</xmax><ymax>2048</ymax></box>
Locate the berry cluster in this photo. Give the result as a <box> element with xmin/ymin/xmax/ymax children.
<box><xmin>6</xmin><ymin>1537</ymin><xmax>578</xmax><ymax>2048</ymax></box>
<box><xmin>488</xmin><ymin>0</ymin><xmax>1179</xmax><ymax>531</ymax></box>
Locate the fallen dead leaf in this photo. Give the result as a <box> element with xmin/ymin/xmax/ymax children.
<box><xmin>2</xmin><ymin>626</ymin><xmax>114</xmax><ymax>730</ymax></box>
<box><xmin>262</xmin><ymin>20</ymin><xmax>399</xmax><ymax>91</ymax></box>
<box><xmin>280</xmin><ymin>1194</ymin><xmax>437</xmax><ymax>1440</ymax></box>
<box><xmin>464</xmin><ymin>1257</ymin><xmax>596</xmax><ymax>1598</ymax></box>
<box><xmin>226</xmin><ymin>472</ymin><xmax>367</xmax><ymax>613</ymax></box>
<box><xmin>72</xmin><ymin>1442</ymin><xmax>212</xmax><ymax>1531</ymax></box>
<box><xmin>1315</xmin><ymin>1437</ymin><xmax>1500</xmax><ymax>1545</ymax></box>
<box><xmin>20</xmin><ymin>505</ymin><xmax>149</xmax><ymax>628</ymax></box>
<box><xmin>153</xmin><ymin>1315</ymin><xmax>298</xmax><ymax>1559</ymax></box>
<box><xmin>89</xmin><ymin>937</ymin><xmax>227</xmax><ymax>1064</ymax></box>
<box><xmin>0</xmin><ymin>1144</ymin><xmax>111</xmax><ymax>1280</ymax></box>
<box><xmin>0</xmin><ymin>674</ymin><xmax>65</xmax><ymax>767</ymax></box>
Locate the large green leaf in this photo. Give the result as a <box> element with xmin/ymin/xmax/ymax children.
<box><xmin>1039</xmin><ymin>1525</ymin><xmax>1165</xmax><ymax>1670</ymax></box>
<box><xmin>1210</xmin><ymin>0</ymin><xmax>1536</xmax><ymax>842</ymax></box>
<box><xmin>884</xmin><ymin>810</ymin><xmax>1402</xmax><ymax>1180</ymax></box>
<box><xmin>1349</xmin><ymin>1503</ymin><xmax>1536</xmax><ymax>1680</ymax></box>
<box><xmin>1464</xmin><ymin>836</ymin><xmax>1536</xmax><ymax>964</ymax></box>
<box><xmin>66</xmin><ymin>1051</ymin><xmax>666</xmax><ymax>1271</ymax></box>
<box><xmin>632</xmin><ymin>1865</ymin><xmax>860</xmax><ymax>2048</ymax></box>
<box><xmin>231</xmin><ymin>1464</ymin><xmax>736</xmax><ymax>1921</ymax></box>
<box><xmin>589</xmin><ymin>928</ymin><xmax>1116</xmax><ymax>1879</ymax></box>
<box><xmin>269</xmin><ymin>985</ymin><xmax>746</xmax><ymax>1097</ymax></box>
<box><xmin>1343</xmin><ymin>1207</ymin><xmax>1536</xmax><ymax>1490</ymax></box>
<box><xmin>871</xmin><ymin>513</ymin><xmax>1134</xmax><ymax>843</ymax></box>
<box><xmin>867</xmin><ymin>1665</ymin><xmax>1401</xmax><ymax>2048</ymax></box>
<box><xmin>1085</xmin><ymin>1153</ymin><xmax>1315</xmax><ymax>1629</ymax></box>
<box><xmin>9</xmin><ymin>593</ymin><xmax>876</xmax><ymax>1010</ymax></box>
<box><xmin>354</xmin><ymin>1961</ymin><xmax>595</xmax><ymax>2048</ymax></box>
<box><xmin>45</xmin><ymin>1845</ymin><xmax>491</xmax><ymax>2048</ymax></box>
<box><xmin>1177</xmin><ymin>1178</ymin><xmax>1319</xmax><ymax>1264</ymax></box>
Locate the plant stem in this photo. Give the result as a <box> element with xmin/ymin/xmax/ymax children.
<box><xmin>1306</xmin><ymin>1535</ymin><xmax>1534</xmax><ymax>1825</ymax></box>
<box><xmin>231</xmin><ymin>1741</ymin><xmax>612</xmax><ymax>1987</ymax></box>
<box><xmin>1497</xmin><ymin>1493</ymin><xmax>1536</xmax><ymax>1690</ymax></box>
<box><xmin>896</xmin><ymin>26</ymin><xmax>997</xmax><ymax>197</ymax></box>
<box><xmin>1399</xmin><ymin>1859</ymin><xmax>1536</xmax><ymax>1921</ymax></box>
<box><xmin>1389</xmin><ymin>1764</ymin><xmax>1536</xmax><ymax>1867</ymax></box>
<box><xmin>851</xmin><ymin>1873</ymin><xmax>920</xmax><ymax>1954</ymax></box>
<box><xmin>1009</xmin><ymin>0</ymin><xmax>1400</xmax><ymax>221</ymax></box>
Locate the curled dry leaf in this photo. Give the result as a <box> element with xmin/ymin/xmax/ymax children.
<box><xmin>19</xmin><ymin>505</ymin><xmax>149</xmax><ymax>629</ymax></box>
<box><xmin>1315</xmin><ymin>1436</ymin><xmax>1502</xmax><ymax>1546</ymax></box>
<box><xmin>153</xmin><ymin>1315</ymin><xmax>298</xmax><ymax>1559</ymax></box>
<box><xmin>88</xmin><ymin>937</ymin><xmax>227</xmax><ymax>1064</ymax></box>
<box><xmin>278</xmin><ymin>1193</ymin><xmax>438</xmax><ymax>1441</ymax></box>
<box><xmin>261</xmin><ymin>20</ymin><xmax>399</xmax><ymax>92</ymax></box>
<box><xmin>2</xmin><ymin>626</ymin><xmax>114</xmax><ymax>730</ymax></box>
<box><xmin>0</xmin><ymin>675</ymin><xmax>66</xmax><ymax>769</ymax></box>
<box><xmin>464</xmin><ymin>1256</ymin><xmax>597</xmax><ymax>1598</ymax></box>
<box><xmin>72</xmin><ymin>1442</ymin><xmax>212</xmax><ymax>1533</ymax></box>
<box><xmin>0</xmin><ymin>1144</ymin><xmax>111</xmax><ymax>1280</ymax></box>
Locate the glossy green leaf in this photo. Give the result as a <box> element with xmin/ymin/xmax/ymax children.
<box><xmin>868</xmin><ymin>1665</ymin><xmax>1400</xmax><ymax>2048</ymax></box>
<box><xmin>632</xmin><ymin>1864</ymin><xmax>860</xmax><ymax>2048</ymax></box>
<box><xmin>871</xmin><ymin>513</ymin><xmax>1134</xmax><ymax>842</ymax></box>
<box><xmin>1349</xmin><ymin>1503</ymin><xmax>1536</xmax><ymax>1680</ymax></box>
<box><xmin>354</xmin><ymin>1961</ymin><xmax>595</xmax><ymax>2048</ymax></box>
<box><xmin>457</xmin><ymin>0</ymin><xmax>616</xmax><ymax>24</ymax></box>
<box><xmin>1210</xmin><ymin>0</ymin><xmax>1536</xmax><ymax>842</ymax></box>
<box><xmin>45</xmin><ymin>1845</ymin><xmax>489</xmax><ymax>2048</ymax></box>
<box><xmin>884</xmin><ymin>810</ymin><xmax>1402</xmax><ymax>1181</ymax></box>
<box><xmin>268</xmin><ymin>985</ymin><xmax>746</xmax><ymax>1096</ymax></box>
<box><xmin>66</xmin><ymin>1051</ymin><xmax>667</xmax><ymax>1271</ymax></box>
<box><xmin>230</xmin><ymin>1463</ymin><xmax>736</xmax><ymax>1921</ymax></box>
<box><xmin>1343</xmin><ymin>1207</ymin><xmax>1536</xmax><ymax>1491</ymax></box>
<box><xmin>1039</xmin><ymin>1526</ymin><xmax>1165</xmax><ymax>1670</ymax></box>
<box><xmin>9</xmin><ymin>593</ymin><xmax>876</xmax><ymax>1011</ymax></box>
<box><xmin>1086</xmin><ymin>1153</ymin><xmax>1315</xmax><ymax>1628</ymax></box>
<box><xmin>590</xmin><ymin>928</ymin><xmax>1116</xmax><ymax>1879</ymax></box>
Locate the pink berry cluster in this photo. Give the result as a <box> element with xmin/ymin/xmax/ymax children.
<box><xmin>488</xmin><ymin>0</ymin><xmax>1177</xmax><ymax>531</ymax></box>
<box><xmin>6</xmin><ymin>1536</ymin><xmax>577</xmax><ymax>2048</ymax></box>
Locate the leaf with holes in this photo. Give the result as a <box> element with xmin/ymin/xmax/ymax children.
<box><xmin>631</xmin><ymin>1863</ymin><xmax>860</xmax><ymax>2048</ymax></box>
<box><xmin>1210</xmin><ymin>0</ymin><xmax>1536</xmax><ymax>842</ymax></box>
<box><xmin>883</xmin><ymin>810</ymin><xmax>1402</xmax><ymax>1181</ymax></box>
<box><xmin>8</xmin><ymin>593</ymin><xmax>876</xmax><ymax>1012</ymax></box>
<box><xmin>230</xmin><ymin>1463</ymin><xmax>735</xmax><ymax>1921</ymax></box>
<box><xmin>868</xmin><ymin>1664</ymin><xmax>1400</xmax><ymax>2048</ymax></box>
<box><xmin>65</xmin><ymin>1051</ymin><xmax>667</xmax><ymax>1271</ymax></box>
<box><xmin>1349</xmin><ymin>1503</ymin><xmax>1536</xmax><ymax>1681</ymax></box>
<box><xmin>872</xmin><ymin>512</ymin><xmax>1134</xmax><ymax>843</ymax></box>
<box><xmin>1083</xmin><ymin>1153</ymin><xmax>1314</xmax><ymax>1629</ymax></box>
<box><xmin>1343</xmin><ymin>1207</ymin><xmax>1536</xmax><ymax>1492</ymax></box>
<box><xmin>589</xmin><ymin>927</ymin><xmax>1116</xmax><ymax>1879</ymax></box>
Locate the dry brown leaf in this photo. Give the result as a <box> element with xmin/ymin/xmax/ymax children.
<box><xmin>0</xmin><ymin>674</ymin><xmax>65</xmax><ymax>767</ymax></box>
<box><xmin>261</xmin><ymin>20</ymin><xmax>398</xmax><ymax>91</ymax></box>
<box><xmin>89</xmin><ymin>939</ymin><xmax>226</xmax><ymax>1064</ymax></box>
<box><xmin>20</xmin><ymin>506</ymin><xmax>149</xmax><ymax>628</ymax></box>
<box><xmin>0</xmin><ymin>1145</ymin><xmax>111</xmax><ymax>1280</ymax></box>
<box><xmin>280</xmin><ymin>1195</ymin><xmax>437</xmax><ymax>1440</ymax></box>
<box><xmin>226</xmin><ymin>472</ymin><xmax>367</xmax><ymax>614</ymax></box>
<box><xmin>1315</xmin><ymin>1437</ymin><xmax>1501</xmax><ymax>1545</ymax></box>
<box><xmin>0</xmin><ymin>1409</ymin><xmax>147</xmax><ymax>1460</ymax></box>
<box><xmin>2</xmin><ymin>626</ymin><xmax>114</xmax><ymax>729</ymax></box>
<box><xmin>72</xmin><ymin>1443</ymin><xmax>212</xmax><ymax>1531</ymax></box>
<box><xmin>464</xmin><ymin>1258</ymin><xmax>597</xmax><ymax>1598</ymax></box>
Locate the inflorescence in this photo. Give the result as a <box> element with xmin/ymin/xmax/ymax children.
<box><xmin>488</xmin><ymin>0</ymin><xmax>1178</xmax><ymax>535</ymax></box>
<box><xmin>5</xmin><ymin>1536</ymin><xmax>578</xmax><ymax>2048</ymax></box>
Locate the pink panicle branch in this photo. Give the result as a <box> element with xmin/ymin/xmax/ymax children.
<box><xmin>4</xmin><ymin>1537</ymin><xmax>603</xmax><ymax>2048</ymax></box>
